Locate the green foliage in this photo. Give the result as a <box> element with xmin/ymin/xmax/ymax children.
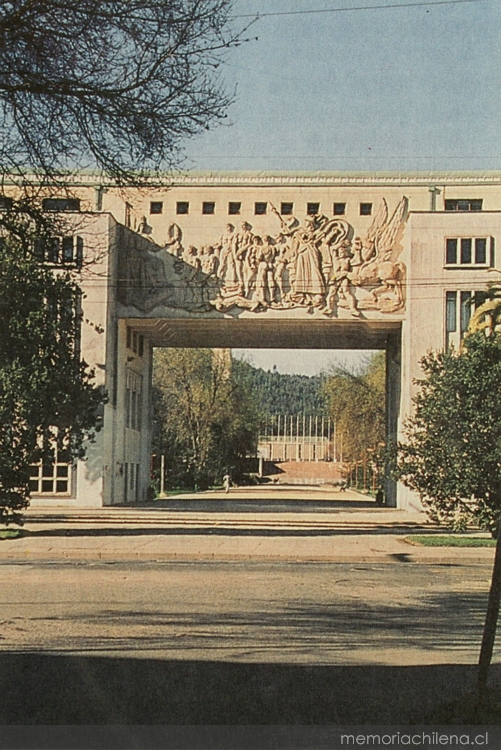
<box><xmin>234</xmin><ymin>359</ymin><xmax>327</xmax><ymax>417</ymax></box>
<box><xmin>322</xmin><ymin>352</ymin><xmax>386</xmax><ymax>461</ymax></box>
<box><xmin>397</xmin><ymin>333</ymin><xmax>501</xmax><ymax>534</ymax></box>
<box><xmin>0</xmin><ymin>210</ymin><xmax>105</xmax><ymax>524</ymax></box>
<box><xmin>153</xmin><ymin>349</ymin><xmax>260</xmax><ymax>490</ymax></box>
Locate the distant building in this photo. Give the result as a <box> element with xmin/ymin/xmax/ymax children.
<box><xmin>258</xmin><ymin>415</ymin><xmax>336</xmax><ymax>463</ymax></box>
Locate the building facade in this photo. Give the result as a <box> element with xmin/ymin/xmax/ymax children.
<box><xmin>20</xmin><ymin>171</ymin><xmax>501</xmax><ymax>511</ymax></box>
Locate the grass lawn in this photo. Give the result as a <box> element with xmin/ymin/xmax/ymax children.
<box><xmin>0</xmin><ymin>529</ymin><xmax>22</xmax><ymax>540</ymax></box>
<box><xmin>405</xmin><ymin>534</ymin><xmax>496</xmax><ymax>548</ymax></box>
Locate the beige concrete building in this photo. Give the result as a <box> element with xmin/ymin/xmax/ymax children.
<box><xmin>20</xmin><ymin>171</ymin><xmax>501</xmax><ymax>511</ymax></box>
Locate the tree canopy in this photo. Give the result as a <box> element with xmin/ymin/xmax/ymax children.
<box><xmin>322</xmin><ymin>352</ymin><xmax>386</xmax><ymax>461</ymax></box>
<box><xmin>0</xmin><ymin>210</ymin><xmax>105</xmax><ymax>523</ymax></box>
<box><xmin>397</xmin><ymin>333</ymin><xmax>501</xmax><ymax>535</ymax></box>
<box><xmin>0</xmin><ymin>0</ymin><xmax>242</xmax><ymax>181</ymax></box>
<box><xmin>153</xmin><ymin>349</ymin><xmax>260</xmax><ymax>490</ymax></box>
<box><xmin>233</xmin><ymin>359</ymin><xmax>327</xmax><ymax>418</ymax></box>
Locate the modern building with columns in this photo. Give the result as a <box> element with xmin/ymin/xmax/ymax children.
<box><xmin>23</xmin><ymin>171</ymin><xmax>501</xmax><ymax>510</ymax></box>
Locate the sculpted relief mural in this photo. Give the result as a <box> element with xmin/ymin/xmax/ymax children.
<box><xmin>117</xmin><ymin>197</ymin><xmax>409</xmax><ymax>317</ymax></box>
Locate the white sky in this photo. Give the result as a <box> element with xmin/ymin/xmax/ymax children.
<box><xmin>184</xmin><ymin>0</ymin><xmax>499</xmax><ymax>374</ymax></box>
<box><xmin>232</xmin><ymin>348</ymin><xmax>376</xmax><ymax>376</ymax></box>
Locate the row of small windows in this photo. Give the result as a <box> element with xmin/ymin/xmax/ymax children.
<box><xmin>0</xmin><ymin>195</ymin><xmax>485</xmax><ymax>215</ymax></box>
<box><xmin>1</xmin><ymin>197</ymin><xmax>82</xmax><ymax>212</ymax></box>
<box><xmin>445</xmin><ymin>237</ymin><xmax>494</xmax><ymax>266</ymax></box>
<box><xmin>42</xmin><ymin>198</ymin><xmax>81</xmax><ymax>212</ymax></box>
<box><xmin>446</xmin><ymin>290</ymin><xmax>488</xmax><ymax>345</ymax></box>
<box><xmin>151</xmin><ymin>201</ymin><xmax>374</xmax><ymax>217</ymax></box>
<box><xmin>444</xmin><ymin>199</ymin><xmax>483</xmax><ymax>212</ymax></box>
<box><xmin>35</xmin><ymin>235</ymin><xmax>84</xmax><ymax>266</ymax></box>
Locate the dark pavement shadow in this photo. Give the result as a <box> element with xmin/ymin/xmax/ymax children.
<box><xmin>22</xmin><ymin>524</ymin><xmax>429</xmax><ymax>538</ymax></box>
<box><xmin>0</xmin><ymin>652</ymin><xmax>499</xmax><ymax>724</ymax></box>
<box><xmin>28</xmin><ymin>497</ymin><xmax>381</xmax><ymax>516</ymax></box>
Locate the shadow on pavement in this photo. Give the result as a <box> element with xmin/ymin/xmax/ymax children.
<box><xmin>22</xmin><ymin>524</ymin><xmax>429</xmax><ymax>538</ymax></box>
<box><xmin>27</xmin><ymin>498</ymin><xmax>381</xmax><ymax>516</ymax></box>
<box><xmin>0</xmin><ymin>653</ymin><xmax>499</xmax><ymax>724</ymax></box>
<box><xmin>149</xmin><ymin>498</ymin><xmax>379</xmax><ymax>512</ymax></box>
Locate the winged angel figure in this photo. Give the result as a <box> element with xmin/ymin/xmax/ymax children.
<box><xmin>353</xmin><ymin>196</ymin><xmax>409</xmax><ymax>311</ymax></box>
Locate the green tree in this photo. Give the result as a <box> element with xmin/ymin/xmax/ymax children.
<box><xmin>233</xmin><ymin>359</ymin><xmax>327</xmax><ymax>418</ymax></box>
<box><xmin>153</xmin><ymin>349</ymin><xmax>260</xmax><ymax>490</ymax></box>
<box><xmin>0</xmin><ymin>210</ymin><xmax>105</xmax><ymax>523</ymax></box>
<box><xmin>396</xmin><ymin>332</ymin><xmax>501</xmax><ymax>694</ymax></box>
<box><xmin>322</xmin><ymin>352</ymin><xmax>386</xmax><ymax>461</ymax></box>
<box><xmin>397</xmin><ymin>334</ymin><xmax>501</xmax><ymax>535</ymax></box>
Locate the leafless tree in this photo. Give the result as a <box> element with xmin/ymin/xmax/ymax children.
<box><xmin>0</xmin><ymin>0</ymin><xmax>246</xmax><ymax>183</ymax></box>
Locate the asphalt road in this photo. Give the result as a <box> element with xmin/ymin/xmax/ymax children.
<box><xmin>0</xmin><ymin>557</ymin><xmax>499</xmax><ymax>724</ymax></box>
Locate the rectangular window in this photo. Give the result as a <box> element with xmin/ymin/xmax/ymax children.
<box><xmin>125</xmin><ymin>202</ymin><xmax>132</xmax><ymax>228</ymax></box>
<box><xmin>131</xmin><ymin>390</ymin><xmax>137</xmax><ymax>432</ymax></box>
<box><xmin>446</xmin><ymin>292</ymin><xmax>457</xmax><ymax>333</ymax></box>
<box><xmin>475</xmin><ymin>238</ymin><xmax>487</xmax><ymax>264</ymax></box>
<box><xmin>281</xmin><ymin>202</ymin><xmax>293</xmax><ymax>215</ymax></box>
<box><xmin>125</xmin><ymin>387</ymin><xmax>131</xmax><ymax>428</ymax></box>
<box><xmin>446</xmin><ymin>238</ymin><xmax>457</xmax><ymax>265</ymax></box>
<box><xmin>333</xmin><ymin>203</ymin><xmax>346</xmax><ymax>215</ymax></box>
<box><xmin>202</xmin><ymin>201</ymin><xmax>215</xmax><ymax>215</ymax></box>
<box><xmin>126</xmin><ymin>371</ymin><xmax>143</xmax><ymax>432</ymax></box>
<box><xmin>460</xmin><ymin>238</ymin><xmax>472</xmax><ymax>264</ymax></box>
<box><xmin>445</xmin><ymin>237</ymin><xmax>491</xmax><ymax>266</ymax></box>
<box><xmin>307</xmin><ymin>202</ymin><xmax>320</xmax><ymax>215</ymax></box>
<box><xmin>47</xmin><ymin>238</ymin><xmax>60</xmax><ymax>263</ymax></box>
<box><xmin>445</xmin><ymin>199</ymin><xmax>483</xmax><ymax>212</ymax></box>
<box><xmin>42</xmin><ymin>198</ymin><xmax>81</xmax><ymax>212</ymax></box>
<box><xmin>254</xmin><ymin>202</ymin><xmax>267</xmax><ymax>215</ymax></box>
<box><xmin>460</xmin><ymin>291</ymin><xmax>472</xmax><ymax>335</ymax></box>
<box><xmin>29</xmin><ymin>444</ymin><xmax>72</xmax><ymax>496</ymax></box>
<box><xmin>76</xmin><ymin>236</ymin><xmax>84</xmax><ymax>268</ymax></box>
<box><xmin>360</xmin><ymin>203</ymin><xmax>372</xmax><ymax>216</ymax></box>
<box><xmin>446</xmin><ymin>290</ymin><xmax>488</xmax><ymax>347</ymax></box>
<box><xmin>124</xmin><ymin>463</ymin><xmax>129</xmax><ymax>502</ymax></box>
<box><xmin>0</xmin><ymin>196</ymin><xmax>13</xmax><ymax>211</ymax></box>
<box><xmin>176</xmin><ymin>201</ymin><xmax>189</xmax><ymax>215</ymax></box>
<box><xmin>36</xmin><ymin>235</ymin><xmax>83</xmax><ymax>266</ymax></box>
<box><xmin>228</xmin><ymin>201</ymin><xmax>241</xmax><ymax>215</ymax></box>
<box><xmin>126</xmin><ymin>326</ymin><xmax>132</xmax><ymax>349</ymax></box>
<box><xmin>138</xmin><ymin>335</ymin><xmax>144</xmax><ymax>358</ymax></box>
<box><xmin>62</xmin><ymin>237</ymin><xmax>74</xmax><ymax>263</ymax></box>
<box><xmin>475</xmin><ymin>290</ymin><xmax>488</xmax><ymax>309</ymax></box>
<box><xmin>150</xmin><ymin>201</ymin><xmax>163</xmax><ymax>215</ymax></box>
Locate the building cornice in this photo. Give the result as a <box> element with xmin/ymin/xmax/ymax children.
<box><xmin>5</xmin><ymin>170</ymin><xmax>501</xmax><ymax>189</ymax></box>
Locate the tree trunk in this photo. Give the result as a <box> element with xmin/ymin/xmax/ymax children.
<box><xmin>477</xmin><ymin>521</ymin><xmax>501</xmax><ymax>696</ymax></box>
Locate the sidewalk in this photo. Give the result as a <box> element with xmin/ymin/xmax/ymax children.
<box><xmin>1</xmin><ymin>486</ymin><xmax>496</xmax><ymax>564</ymax></box>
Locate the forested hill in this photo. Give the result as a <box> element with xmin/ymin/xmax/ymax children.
<box><xmin>234</xmin><ymin>359</ymin><xmax>327</xmax><ymax>416</ymax></box>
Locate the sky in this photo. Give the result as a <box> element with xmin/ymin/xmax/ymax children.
<box><xmin>232</xmin><ymin>348</ymin><xmax>375</xmax><ymax>376</ymax></box>
<box><xmin>183</xmin><ymin>0</ymin><xmax>500</xmax><ymax>373</ymax></box>
<box><xmin>186</xmin><ymin>0</ymin><xmax>500</xmax><ymax>173</ymax></box>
